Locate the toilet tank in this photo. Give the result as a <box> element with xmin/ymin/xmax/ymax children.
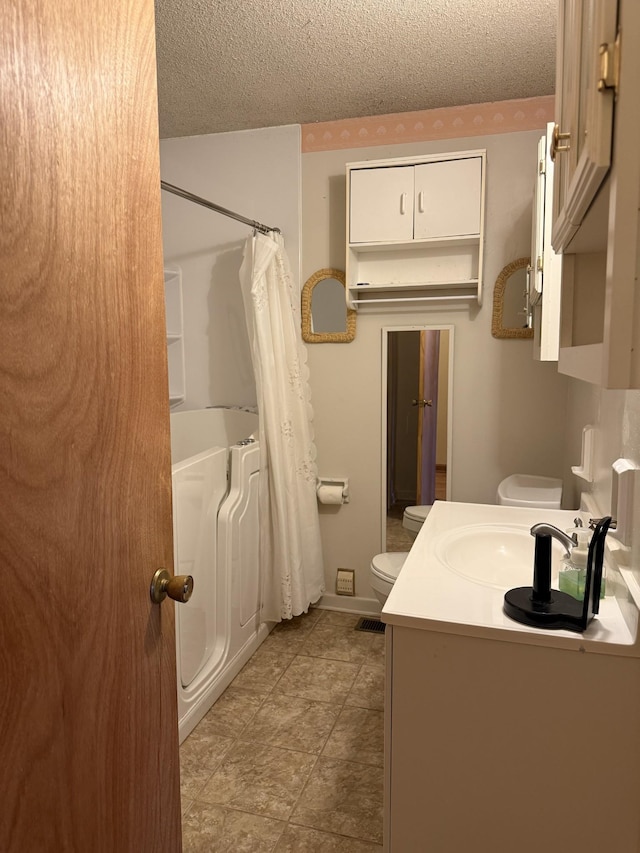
<box><xmin>496</xmin><ymin>474</ymin><xmax>563</xmax><ymax>509</ymax></box>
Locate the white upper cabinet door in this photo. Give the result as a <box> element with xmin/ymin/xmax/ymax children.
<box><xmin>350</xmin><ymin>165</ymin><xmax>414</xmax><ymax>243</ymax></box>
<box><xmin>414</xmin><ymin>157</ymin><xmax>482</xmax><ymax>239</ymax></box>
<box><xmin>531</xmin><ymin>134</ymin><xmax>547</xmax><ymax>301</ymax></box>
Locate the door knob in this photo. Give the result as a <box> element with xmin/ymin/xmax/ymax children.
<box><xmin>150</xmin><ymin>568</ymin><xmax>194</xmax><ymax>604</ymax></box>
<box><xmin>411</xmin><ymin>399</ymin><xmax>433</xmax><ymax>407</ymax></box>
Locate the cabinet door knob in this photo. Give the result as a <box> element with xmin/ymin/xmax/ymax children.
<box><xmin>550</xmin><ymin>124</ymin><xmax>571</xmax><ymax>161</ymax></box>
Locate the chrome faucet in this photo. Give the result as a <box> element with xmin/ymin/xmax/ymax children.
<box><xmin>530</xmin><ymin>522</ymin><xmax>576</xmax><ymax>556</ymax></box>
<box><xmin>529</xmin><ymin>523</ymin><xmax>575</xmax><ymax>605</ymax></box>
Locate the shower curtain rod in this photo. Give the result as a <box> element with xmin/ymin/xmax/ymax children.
<box><xmin>160</xmin><ymin>180</ymin><xmax>280</xmax><ymax>235</ymax></box>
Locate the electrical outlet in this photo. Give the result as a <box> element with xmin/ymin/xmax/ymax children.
<box><xmin>336</xmin><ymin>568</ymin><xmax>355</xmax><ymax>596</ymax></box>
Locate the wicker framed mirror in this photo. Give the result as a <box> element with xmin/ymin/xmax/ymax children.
<box><xmin>491</xmin><ymin>258</ymin><xmax>534</xmax><ymax>339</ymax></box>
<box><xmin>301</xmin><ymin>268</ymin><xmax>356</xmax><ymax>343</ymax></box>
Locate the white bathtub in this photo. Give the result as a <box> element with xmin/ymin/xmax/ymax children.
<box><xmin>170</xmin><ymin>407</ymin><xmax>270</xmax><ymax>742</ymax></box>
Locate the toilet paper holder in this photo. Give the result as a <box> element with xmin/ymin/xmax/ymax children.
<box><xmin>316</xmin><ymin>477</ymin><xmax>350</xmax><ymax>504</ymax></box>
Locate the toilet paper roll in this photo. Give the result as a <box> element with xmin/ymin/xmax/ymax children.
<box><xmin>316</xmin><ymin>484</ymin><xmax>344</xmax><ymax>505</ymax></box>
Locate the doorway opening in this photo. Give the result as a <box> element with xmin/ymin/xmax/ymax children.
<box><xmin>382</xmin><ymin>326</ymin><xmax>453</xmax><ymax>552</ymax></box>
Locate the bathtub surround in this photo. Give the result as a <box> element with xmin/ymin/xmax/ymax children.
<box><xmin>240</xmin><ymin>233</ymin><xmax>325</xmax><ymax>620</ymax></box>
<box><xmin>160</xmin><ymin>125</ymin><xmax>301</xmax><ymax>413</ymax></box>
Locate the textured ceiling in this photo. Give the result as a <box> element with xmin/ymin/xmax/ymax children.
<box><xmin>155</xmin><ymin>0</ymin><xmax>557</xmax><ymax>139</ymax></box>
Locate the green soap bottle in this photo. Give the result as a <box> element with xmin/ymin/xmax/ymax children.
<box><xmin>558</xmin><ymin>528</ymin><xmax>606</xmax><ymax>601</ymax></box>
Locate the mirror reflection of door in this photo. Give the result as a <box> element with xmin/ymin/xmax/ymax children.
<box><xmin>384</xmin><ymin>327</ymin><xmax>452</xmax><ymax>552</ymax></box>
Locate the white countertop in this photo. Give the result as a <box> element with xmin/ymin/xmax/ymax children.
<box><xmin>382</xmin><ymin>501</ymin><xmax>639</xmax><ymax>655</ymax></box>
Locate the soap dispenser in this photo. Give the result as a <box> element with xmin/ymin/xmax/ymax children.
<box><xmin>558</xmin><ymin>527</ymin><xmax>605</xmax><ymax>601</ymax></box>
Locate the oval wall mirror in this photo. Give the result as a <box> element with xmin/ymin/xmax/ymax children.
<box><xmin>491</xmin><ymin>258</ymin><xmax>533</xmax><ymax>339</ymax></box>
<box><xmin>301</xmin><ymin>268</ymin><xmax>356</xmax><ymax>343</ymax></box>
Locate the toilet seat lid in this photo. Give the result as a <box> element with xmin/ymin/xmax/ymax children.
<box><xmin>403</xmin><ymin>505</ymin><xmax>432</xmax><ymax>524</ymax></box>
<box><xmin>371</xmin><ymin>551</ymin><xmax>408</xmax><ymax>582</ymax></box>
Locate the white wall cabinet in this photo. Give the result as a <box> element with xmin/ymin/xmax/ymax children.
<box><xmin>552</xmin><ymin>0</ymin><xmax>640</xmax><ymax>388</ymax></box>
<box><xmin>346</xmin><ymin>151</ymin><xmax>485</xmax><ymax>309</ymax></box>
<box><xmin>164</xmin><ymin>266</ymin><xmax>185</xmax><ymax>407</ymax></box>
<box><xmin>350</xmin><ymin>158</ymin><xmax>481</xmax><ymax>244</ymax></box>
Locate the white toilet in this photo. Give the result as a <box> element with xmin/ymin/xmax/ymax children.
<box><xmin>370</xmin><ymin>551</ymin><xmax>408</xmax><ymax>605</ymax></box>
<box><xmin>496</xmin><ymin>474</ymin><xmax>563</xmax><ymax>509</ymax></box>
<box><xmin>370</xmin><ymin>505</ymin><xmax>433</xmax><ymax>605</ymax></box>
<box><xmin>402</xmin><ymin>504</ymin><xmax>432</xmax><ymax>537</ymax></box>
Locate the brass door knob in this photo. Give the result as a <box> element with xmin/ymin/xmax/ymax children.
<box><xmin>150</xmin><ymin>568</ymin><xmax>194</xmax><ymax>604</ymax></box>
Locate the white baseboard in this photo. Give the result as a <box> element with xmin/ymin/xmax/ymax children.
<box><xmin>316</xmin><ymin>593</ymin><xmax>382</xmax><ymax>616</ymax></box>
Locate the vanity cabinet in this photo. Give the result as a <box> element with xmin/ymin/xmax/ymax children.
<box><xmin>164</xmin><ymin>266</ymin><xmax>185</xmax><ymax>407</ymax></box>
<box><xmin>346</xmin><ymin>151</ymin><xmax>485</xmax><ymax>309</ymax></box>
<box><xmin>553</xmin><ymin>0</ymin><xmax>640</xmax><ymax>388</ymax></box>
<box><xmin>384</xmin><ymin>623</ymin><xmax>640</xmax><ymax>853</ymax></box>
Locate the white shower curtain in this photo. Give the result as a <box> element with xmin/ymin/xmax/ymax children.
<box><xmin>240</xmin><ymin>231</ymin><xmax>325</xmax><ymax>622</ymax></box>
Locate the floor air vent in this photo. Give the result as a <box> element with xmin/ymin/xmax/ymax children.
<box><xmin>355</xmin><ymin>617</ymin><xmax>386</xmax><ymax>634</ymax></box>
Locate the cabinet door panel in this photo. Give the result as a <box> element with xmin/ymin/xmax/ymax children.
<box><xmin>414</xmin><ymin>157</ymin><xmax>481</xmax><ymax>239</ymax></box>
<box><xmin>531</xmin><ymin>134</ymin><xmax>547</xmax><ymax>300</ymax></box>
<box><xmin>552</xmin><ymin>0</ymin><xmax>617</xmax><ymax>250</ymax></box>
<box><xmin>350</xmin><ymin>166</ymin><xmax>414</xmax><ymax>243</ymax></box>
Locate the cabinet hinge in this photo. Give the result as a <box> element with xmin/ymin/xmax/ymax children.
<box><xmin>597</xmin><ymin>31</ymin><xmax>621</xmax><ymax>95</ymax></box>
<box><xmin>538</xmin><ymin>159</ymin><xmax>545</xmax><ymax>176</ymax></box>
<box><xmin>537</xmin><ymin>255</ymin><xmax>543</xmax><ymax>273</ymax></box>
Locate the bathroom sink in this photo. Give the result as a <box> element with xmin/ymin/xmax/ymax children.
<box><xmin>434</xmin><ymin>523</ymin><xmax>565</xmax><ymax>589</ymax></box>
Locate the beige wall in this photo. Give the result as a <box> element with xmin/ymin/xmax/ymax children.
<box><xmin>302</xmin><ymin>131</ymin><xmax>570</xmax><ymax>607</ymax></box>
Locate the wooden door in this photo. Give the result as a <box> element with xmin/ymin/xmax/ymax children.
<box><xmin>415</xmin><ymin>331</ymin><xmax>440</xmax><ymax>505</ymax></box>
<box><xmin>349</xmin><ymin>166</ymin><xmax>415</xmax><ymax>243</ymax></box>
<box><xmin>0</xmin><ymin>1</ymin><xmax>182</xmax><ymax>851</ymax></box>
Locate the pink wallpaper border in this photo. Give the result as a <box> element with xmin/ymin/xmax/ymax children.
<box><xmin>301</xmin><ymin>95</ymin><xmax>555</xmax><ymax>153</ymax></box>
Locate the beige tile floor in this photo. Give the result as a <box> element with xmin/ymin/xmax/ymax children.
<box><xmin>181</xmin><ymin>608</ymin><xmax>385</xmax><ymax>852</ymax></box>
<box><xmin>385</xmin><ymin>515</ymin><xmax>414</xmax><ymax>552</ymax></box>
